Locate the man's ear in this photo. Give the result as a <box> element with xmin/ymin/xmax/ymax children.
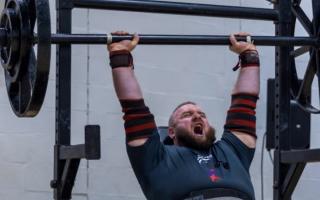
<box><xmin>168</xmin><ymin>127</ymin><xmax>175</xmax><ymax>139</ymax></box>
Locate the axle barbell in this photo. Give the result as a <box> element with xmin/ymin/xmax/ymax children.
<box><xmin>1</xmin><ymin>30</ymin><xmax>319</xmax><ymax>46</ymax></box>
<box><xmin>0</xmin><ymin>0</ymin><xmax>319</xmax><ymax>117</ymax></box>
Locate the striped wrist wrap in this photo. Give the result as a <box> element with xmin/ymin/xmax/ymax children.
<box><xmin>224</xmin><ymin>93</ymin><xmax>259</xmax><ymax>138</ymax></box>
<box><xmin>109</xmin><ymin>50</ymin><xmax>134</xmax><ymax>69</ymax></box>
<box><xmin>233</xmin><ymin>50</ymin><xmax>260</xmax><ymax>71</ymax></box>
<box><xmin>120</xmin><ymin>99</ymin><xmax>156</xmax><ymax>142</ymax></box>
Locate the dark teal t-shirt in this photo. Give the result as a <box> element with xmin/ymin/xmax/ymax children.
<box><xmin>127</xmin><ymin>130</ymin><xmax>255</xmax><ymax>200</ymax></box>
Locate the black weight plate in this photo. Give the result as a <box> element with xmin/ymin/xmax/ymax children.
<box><xmin>4</xmin><ymin>0</ymin><xmax>32</xmax><ymax>82</ymax></box>
<box><xmin>297</xmin><ymin>0</ymin><xmax>320</xmax><ymax>113</ymax></box>
<box><xmin>295</xmin><ymin>49</ymin><xmax>319</xmax><ymax>113</ymax></box>
<box><xmin>0</xmin><ymin>7</ymin><xmax>20</xmax><ymax>71</ymax></box>
<box><xmin>6</xmin><ymin>49</ymin><xmax>34</xmax><ymax>116</ymax></box>
<box><xmin>6</xmin><ymin>0</ymin><xmax>50</xmax><ymax>117</ymax></box>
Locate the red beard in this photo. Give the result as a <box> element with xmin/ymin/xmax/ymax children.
<box><xmin>174</xmin><ymin>125</ymin><xmax>216</xmax><ymax>150</ymax></box>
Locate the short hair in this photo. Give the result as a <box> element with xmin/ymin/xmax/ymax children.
<box><xmin>168</xmin><ymin>101</ymin><xmax>197</xmax><ymax>127</ymax></box>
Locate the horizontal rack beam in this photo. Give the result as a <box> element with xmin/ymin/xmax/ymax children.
<box><xmin>281</xmin><ymin>149</ymin><xmax>320</xmax><ymax>163</ymax></box>
<box><xmin>72</xmin><ymin>0</ymin><xmax>279</xmax><ymax>21</ymax></box>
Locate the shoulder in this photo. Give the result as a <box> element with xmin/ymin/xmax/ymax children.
<box><xmin>219</xmin><ymin>131</ymin><xmax>256</xmax><ymax>168</ymax></box>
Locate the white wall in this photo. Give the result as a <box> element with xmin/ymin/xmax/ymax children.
<box><xmin>0</xmin><ymin>0</ymin><xmax>319</xmax><ymax>199</ymax></box>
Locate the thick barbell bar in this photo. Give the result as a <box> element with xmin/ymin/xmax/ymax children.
<box><xmin>49</xmin><ymin>34</ymin><xmax>319</xmax><ymax>46</ymax></box>
<box><xmin>2</xmin><ymin>24</ymin><xmax>317</xmax><ymax>46</ymax></box>
<box><xmin>0</xmin><ymin>30</ymin><xmax>316</xmax><ymax>46</ymax></box>
<box><xmin>72</xmin><ymin>0</ymin><xmax>279</xmax><ymax>21</ymax></box>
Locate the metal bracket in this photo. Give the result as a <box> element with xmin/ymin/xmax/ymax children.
<box><xmin>52</xmin><ymin>125</ymin><xmax>101</xmax><ymax>200</ymax></box>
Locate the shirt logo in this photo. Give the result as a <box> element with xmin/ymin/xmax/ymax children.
<box><xmin>197</xmin><ymin>154</ymin><xmax>212</xmax><ymax>165</ymax></box>
<box><xmin>209</xmin><ymin>169</ymin><xmax>220</xmax><ymax>182</ymax></box>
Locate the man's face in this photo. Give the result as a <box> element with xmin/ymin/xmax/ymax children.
<box><xmin>169</xmin><ymin>104</ymin><xmax>216</xmax><ymax>150</ymax></box>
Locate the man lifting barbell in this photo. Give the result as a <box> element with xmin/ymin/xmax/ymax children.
<box><xmin>107</xmin><ymin>31</ymin><xmax>259</xmax><ymax>200</ymax></box>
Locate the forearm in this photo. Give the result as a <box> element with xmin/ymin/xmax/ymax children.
<box><xmin>229</xmin><ymin>34</ymin><xmax>260</xmax><ymax>96</ymax></box>
<box><xmin>112</xmin><ymin>67</ymin><xmax>143</xmax><ymax>100</ymax></box>
<box><xmin>232</xmin><ymin>67</ymin><xmax>260</xmax><ymax>95</ymax></box>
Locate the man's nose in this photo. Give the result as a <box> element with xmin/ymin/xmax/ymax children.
<box><xmin>192</xmin><ymin>112</ymin><xmax>201</xmax><ymax>119</ymax></box>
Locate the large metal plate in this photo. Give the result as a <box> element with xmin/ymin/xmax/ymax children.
<box><xmin>291</xmin><ymin>1</ymin><xmax>320</xmax><ymax>113</ymax></box>
<box><xmin>2</xmin><ymin>0</ymin><xmax>51</xmax><ymax>117</ymax></box>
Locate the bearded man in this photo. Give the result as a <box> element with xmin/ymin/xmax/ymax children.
<box><xmin>107</xmin><ymin>31</ymin><xmax>259</xmax><ymax>200</ymax></box>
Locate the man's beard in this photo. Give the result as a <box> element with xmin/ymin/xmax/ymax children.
<box><xmin>175</xmin><ymin>125</ymin><xmax>216</xmax><ymax>150</ymax></box>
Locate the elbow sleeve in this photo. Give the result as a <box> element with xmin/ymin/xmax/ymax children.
<box><xmin>224</xmin><ymin>93</ymin><xmax>259</xmax><ymax>138</ymax></box>
<box><xmin>120</xmin><ymin>99</ymin><xmax>157</xmax><ymax>142</ymax></box>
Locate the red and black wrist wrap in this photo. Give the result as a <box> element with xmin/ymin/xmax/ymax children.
<box><xmin>120</xmin><ymin>99</ymin><xmax>156</xmax><ymax>142</ymax></box>
<box><xmin>233</xmin><ymin>50</ymin><xmax>260</xmax><ymax>71</ymax></box>
<box><xmin>109</xmin><ymin>50</ymin><xmax>134</xmax><ymax>69</ymax></box>
<box><xmin>224</xmin><ymin>93</ymin><xmax>259</xmax><ymax>138</ymax></box>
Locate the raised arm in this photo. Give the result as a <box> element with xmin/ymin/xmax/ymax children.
<box><xmin>225</xmin><ymin>33</ymin><xmax>260</xmax><ymax>148</ymax></box>
<box><xmin>108</xmin><ymin>31</ymin><xmax>156</xmax><ymax>147</ymax></box>
<box><xmin>108</xmin><ymin>31</ymin><xmax>142</xmax><ymax>99</ymax></box>
<box><xmin>229</xmin><ymin>33</ymin><xmax>260</xmax><ymax>96</ymax></box>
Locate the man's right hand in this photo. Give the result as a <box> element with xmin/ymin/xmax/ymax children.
<box><xmin>229</xmin><ymin>32</ymin><xmax>256</xmax><ymax>55</ymax></box>
<box><xmin>107</xmin><ymin>31</ymin><xmax>140</xmax><ymax>52</ymax></box>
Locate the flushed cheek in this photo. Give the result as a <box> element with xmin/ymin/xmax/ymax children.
<box><xmin>176</xmin><ymin>122</ymin><xmax>192</xmax><ymax>132</ymax></box>
<box><xmin>179</xmin><ymin>120</ymin><xmax>193</xmax><ymax>127</ymax></box>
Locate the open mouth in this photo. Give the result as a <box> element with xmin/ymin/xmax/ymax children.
<box><xmin>193</xmin><ymin>124</ymin><xmax>203</xmax><ymax>135</ymax></box>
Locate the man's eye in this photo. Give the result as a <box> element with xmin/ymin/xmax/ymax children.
<box><xmin>182</xmin><ymin>112</ymin><xmax>192</xmax><ymax>118</ymax></box>
<box><xmin>200</xmin><ymin>113</ymin><xmax>206</xmax><ymax>118</ymax></box>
